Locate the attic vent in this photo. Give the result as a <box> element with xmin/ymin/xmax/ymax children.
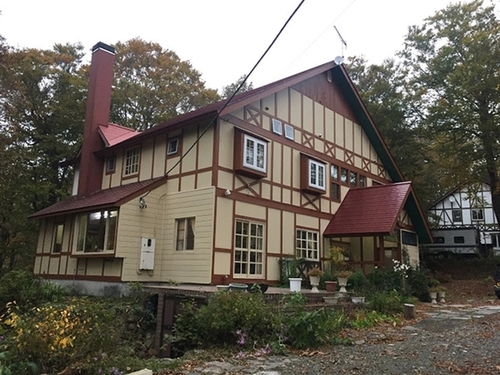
<box><xmin>327</xmin><ymin>70</ymin><xmax>332</xmax><ymax>83</ymax></box>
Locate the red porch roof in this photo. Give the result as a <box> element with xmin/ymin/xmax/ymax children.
<box><xmin>30</xmin><ymin>177</ymin><xmax>165</xmax><ymax>219</ymax></box>
<box><xmin>324</xmin><ymin>182</ymin><xmax>412</xmax><ymax>237</ymax></box>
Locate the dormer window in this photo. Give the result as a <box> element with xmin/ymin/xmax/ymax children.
<box><xmin>167</xmin><ymin>138</ymin><xmax>179</xmax><ymax>155</ymax></box>
<box><xmin>234</xmin><ymin>128</ymin><xmax>268</xmax><ymax>179</ymax></box>
<box><xmin>300</xmin><ymin>153</ymin><xmax>326</xmax><ymax>194</ymax></box>
<box><xmin>124</xmin><ymin>146</ymin><xmax>140</xmax><ymax>176</ymax></box>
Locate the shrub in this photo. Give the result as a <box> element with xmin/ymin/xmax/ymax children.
<box><xmin>367</xmin><ymin>267</ymin><xmax>404</xmax><ymax>295</ymax></box>
<box><xmin>347</xmin><ymin>270</ymin><xmax>371</xmax><ymax>295</ymax></box>
<box><xmin>367</xmin><ymin>290</ymin><xmax>412</xmax><ymax>316</ymax></box>
<box><xmin>0</xmin><ymin>271</ymin><xmax>66</xmax><ymax>314</ymax></box>
<box><xmin>189</xmin><ymin>291</ymin><xmax>276</xmax><ymax>347</ymax></box>
<box><xmin>278</xmin><ymin>293</ymin><xmax>346</xmax><ymax>349</ymax></box>
<box><xmin>2</xmin><ymin>297</ymin><xmax>126</xmax><ymax>374</ymax></box>
<box><xmin>406</xmin><ymin>267</ymin><xmax>432</xmax><ymax>302</ymax></box>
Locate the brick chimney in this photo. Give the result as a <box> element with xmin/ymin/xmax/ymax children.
<box><xmin>77</xmin><ymin>42</ymin><xmax>115</xmax><ymax>197</ymax></box>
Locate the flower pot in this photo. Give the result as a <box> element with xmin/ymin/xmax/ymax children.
<box><xmin>438</xmin><ymin>291</ymin><xmax>446</xmax><ymax>304</ymax></box>
<box><xmin>309</xmin><ymin>275</ymin><xmax>320</xmax><ymax>293</ymax></box>
<box><xmin>289</xmin><ymin>277</ymin><xmax>302</xmax><ymax>292</ymax></box>
<box><xmin>338</xmin><ymin>277</ymin><xmax>348</xmax><ymax>293</ymax></box>
<box><xmin>351</xmin><ymin>296</ymin><xmax>365</xmax><ymax>304</ymax></box>
<box><xmin>429</xmin><ymin>291</ymin><xmax>437</xmax><ymax>304</ymax></box>
<box><xmin>325</xmin><ymin>281</ymin><xmax>337</xmax><ymax>293</ymax></box>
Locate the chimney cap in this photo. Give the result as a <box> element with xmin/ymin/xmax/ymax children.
<box><xmin>91</xmin><ymin>42</ymin><xmax>115</xmax><ymax>54</ymax></box>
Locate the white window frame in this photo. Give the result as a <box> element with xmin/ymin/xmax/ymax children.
<box><xmin>272</xmin><ymin>119</ymin><xmax>282</xmax><ymax>135</ymax></box>
<box><xmin>175</xmin><ymin>217</ymin><xmax>195</xmax><ymax>251</ymax></box>
<box><xmin>124</xmin><ymin>147</ymin><xmax>140</xmax><ymax>176</ymax></box>
<box><xmin>284</xmin><ymin>124</ymin><xmax>294</xmax><ymax>140</ymax></box>
<box><xmin>167</xmin><ymin>138</ymin><xmax>179</xmax><ymax>155</ymax></box>
<box><xmin>234</xmin><ymin>220</ymin><xmax>264</xmax><ymax>277</ymax></box>
<box><xmin>472</xmin><ymin>208</ymin><xmax>484</xmax><ymax>221</ymax></box>
<box><xmin>243</xmin><ymin>134</ymin><xmax>267</xmax><ymax>173</ymax></box>
<box><xmin>308</xmin><ymin>159</ymin><xmax>326</xmax><ymax>190</ymax></box>
<box><xmin>296</xmin><ymin>229</ymin><xmax>319</xmax><ymax>260</ymax></box>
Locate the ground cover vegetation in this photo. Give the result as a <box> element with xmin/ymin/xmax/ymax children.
<box><xmin>0</xmin><ymin>263</ymin><xmax>425</xmax><ymax>374</ymax></box>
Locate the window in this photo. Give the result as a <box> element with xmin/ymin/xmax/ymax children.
<box><xmin>53</xmin><ymin>223</ymin><xmax>64</xmax><ymax>253</ymax></box>
<box><xmin>234</xmin><ymin>220</ymin><xmax>264</xmax><ymax>276</ymax></box>
<box><xmin>402</xmin><ymin>230</ymin><xmax>418</xmax><ymax>246</ymax></box>
<box><xmin>454</xmin><ymin>236</ymin><xmax>465</xmax><ymax>244</ymax></box>
<box><xmin>359</xmin><ymin>175</ymin><xmax>366</xmax><ymax>187</ymax></box>
<box><xmin>340</xmin><ymin>168</ymin><xmax>348</xmax><ymax>184</ymax></box>
<box><xmin>308</xmin><ymin>159</ymin><xmax>326</xmax><ymax>190</ymax></box>
<box><xmin>491</xmin><ymin>233</ymin><xmax>500</xmax><ymax>249</ymax></box>
<box><xmin>75</xmin><ymin>210</ymin><xmax>118</xmax><ymax>253</ymax></box>
<box><xmin>243</xmin><ymin>134</ymin><xmax>267</xmax><ymax>173</ymax></box>
<box><xmin>472</xmin><ymin>209</ymin><xmax>484</xmax><ymax>221</ymax></box>
<box><xmin>433</xmin><ymin>236</ymin><xmax>445</xmax><ymax>244</ymax></box>
<box><xmin>331</xmin><ymin>164</ymin><xmax>339</xmax><ymax>180</ymax></box>
<box><xmin>272</xmin><ymin>119</ymin><xmax>282</xmax><ymax>135</ymax></box>
<box><xmin>331</xmin><ymin>182</ymin><xmax>340</xmax><ymax>200</ymax></box>
<box><xmin>284</xmin><ymin>124</ymin><xmax>294</xmax><ymax>140</ymax></box>
<box><xmin>349</xmin><ymin>171</ymin><xmax>357</xmax><ymax>186</ymax></box>
<box><xmin>106</xmin><ymin>156</ymin><xmax>115</xmax><ymax>173</ymax></box>
<box><xmin>175</xmin><ymin>218</ymin><xmax>195</xmax><ymax>251</ymax></box>
<box><xmin>124</xmin><ymin>147</ymin><xmax>140</xmax><ymax>176</ymax></box>
<box><xmin>233</xmin><ymin>129</ymin><xmax>268</xmax><ymax>179</ymax></box>
<box><xmin>452</xmin><ymin>209</ymin><xmax>462</xmax><ymax>222</ymax></box>
<box><xmin>167</xmin><ymin>138</ymin><xmax>179</xmax><ymax>155</ymax></box>
<box><xmin>296</xmin><ymin>229</ymin><xmax>319</xmax><ymax>260</ymax></box>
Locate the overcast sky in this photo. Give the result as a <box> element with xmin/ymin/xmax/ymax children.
<box><xmin>1</xmin><ymin>0</ymin><xmax>469</xmax><ymax>91</ymax></box>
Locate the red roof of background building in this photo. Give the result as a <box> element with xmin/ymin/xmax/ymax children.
<box><xmin>98</xmin><ymin>123</ymin><xmax>140</xmax><ymax>147</ymax></box>
<box><xmin>324</xmin><ymin>182</ymin><xmax>412</xmax><ymax>237</ymax></box>
<box><xmin>29</xmin><ymin>177</ymin><xmax>165</xmax><ymax>219</ymax></box>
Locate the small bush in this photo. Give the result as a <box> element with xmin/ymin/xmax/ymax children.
<box><xmin>278</xmin><ymin>293</ymin><xmax>347</xmax><ymax>349</ymax></box>
<box><xmin>367</xmin><ymin>267</ymin><xmax>403</xmax><ymax>294</ymax></box>
<box><xmin>406</xmin><ymin>267</ymin><xmax>432</xmax><ymax>302</ymax></box>
<box><xmin>368</xmin><ymin>290</ymin><xmax>412</xmax><ymax>315</ymax></box>
<box><xmin>347</xmin><ymin>270</ymin><xmax>371</xmax><ymax>295</ymax></box>
<box><xmin>188</xmin><ymin>291</ymin><xmax>276</xmax><ymax>347</ymax></box>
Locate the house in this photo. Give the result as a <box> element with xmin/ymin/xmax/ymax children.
<box><xmin>30</xmin><ymin>42</ymin><xmax>431</xmax><ymax>295</ymax></box>
<box><xmin>426</xmin><ymin>183</ymin><xmax>500</xmax><ymax>256</ymax></box>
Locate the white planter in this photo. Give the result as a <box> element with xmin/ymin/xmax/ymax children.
<box><xmin>309</xmin><ymin>275</ymin><xmax>320</xmax><ymax>293</ymax></box>
<box><xmin>289</xmin><ymin>277</ymin><xmax>302</xmax><ymax>292</ymax></box>
<box><xmin>429</xmin><ymin>291</ymin><xmax>437</xmax><ymax>304</ymax></box>
<box><xmin>438</xmin><ymin>291</ymin><xmax>446</xmax><ymax>303</ymax></box>
<box><xmin>351</xmin><ymin>296</ymin><xmax>365</xmax><ymax>304</ymax></box>
<box><xmin>338</xmin><ymin>277</ymin><xmax>348</xmax><ymax>293</ymax></box>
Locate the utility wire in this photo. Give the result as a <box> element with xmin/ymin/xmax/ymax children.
<box><xmin>141</xmin><ymin>0</ymin><xmax>306</xmax><ymax>200</ymax></box>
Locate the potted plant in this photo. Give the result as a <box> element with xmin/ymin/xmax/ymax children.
<box><xmin>307</xmin><ymin>267</ymin><xmax>324</xmax><ymax>293</ymax></box>
<box><xmin>336</xmin><ymin>269</ymin><xmax>352</xmax><ymax>293</ymax></box>
<box><xmin>428</xmin><ymin>278</ymin><xmax>440</xmax><ymax>304</ymax></box>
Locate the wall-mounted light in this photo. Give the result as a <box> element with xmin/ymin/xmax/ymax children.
<box><xmin>224</xmin><ymin>189</ymin><xmax>231</xmax><ymax>197</ymax></box>
<box><xmin>139</xmin><ymin>197</ymin><xmax>147</xmax><ymax>209</ymax></box>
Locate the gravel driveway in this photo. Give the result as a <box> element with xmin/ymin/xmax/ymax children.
<box><xmin>165</xmin><ymin>305</ymin><xmax>500</xmax><ymax>375</ymax></box>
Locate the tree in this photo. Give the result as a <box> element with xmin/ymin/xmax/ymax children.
<box><xmin>0</xmin><ymin>42</ymin><xmax>88</xmax><ymax>274</ymax></box>
<box><xmin>400</xmin><ymin>0</ymin><xmax>500</xmax><ymax>220</ymax></box>
<box><xmin>346</xmin><ymin>56</ymin><xmax>440</xmax><ymax>206</ymax></box>
<box><xmin>221</xmin><ymin>75</ymin><xmax>254</xmax><ymax>99</ymax></box>
<box><xmin>110</xmin><ymin>38</ymin><xmax>220</xmax><ymax>130</ymax></box>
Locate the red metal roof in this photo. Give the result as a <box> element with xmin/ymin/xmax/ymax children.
<box><xmin>324</xmin><ymin>182</ymin><xmax>412</xmax><ymax>237</ymax></box>
<box><xmin>98</xmin><ymin>123</ymin><xmax>140</xmax><ymax>147</ymax></box>
<box><xmin>30</xmin><ymin>177</ymin><xmax>165</xmax><ymax>219</ymax></box>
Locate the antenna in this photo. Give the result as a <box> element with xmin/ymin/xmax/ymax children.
<box><xmin>333</xmin><ymin>25</ymin><xmax>347</xmax><ymax>61</ymax></box>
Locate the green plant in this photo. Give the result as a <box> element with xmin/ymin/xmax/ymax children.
<box><xmin>405</xmin><ymin>266</ymin><xmax>432</xmax><ymax>302</ymax></box>
<box><xmin>277</xmin><ymin>293</ymin><xmax>346</xmax><ymax>349</ymax></box>
<box><xmin>367</xmin><ymin>290</ymin><xmax>412</xmax><ymax>316</ymax></box>
<box><xmin>183</xmin><ymin>291</ymin><xmax>276</xmax><ymax>348</ymax></box>
<box><xmin>349</xmin><ymin>310</ymin><xmax>399</xmax><ymax>329</ymax></box>
<box><xmin>347</xmin><ymin>270</ymin><xmax>370</xmax><ymax>295</ymax></box>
